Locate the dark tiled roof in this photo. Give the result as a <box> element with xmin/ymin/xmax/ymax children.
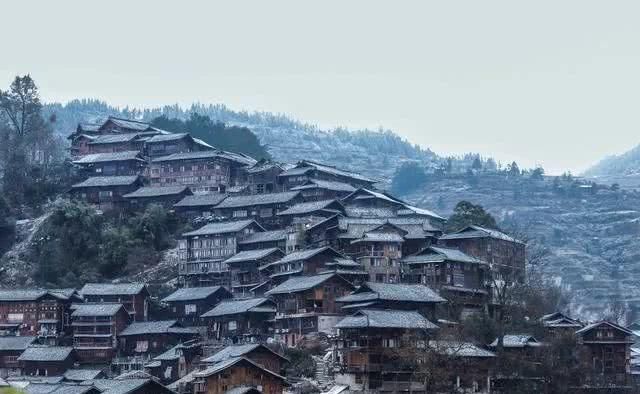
<box><xmin>0</xmin><ymin>289</ymin><xmax>48</xmax><ymax>301</ymax></box>
<box><xmin>73</xmin><ymin>151</ymin><xmax>143</xmax><ymax>164</ymax></box>
<box><xmin>402</xmin><ymin>246</ymin><xmax>487</xmax><ymax>265</ymax></box>
<box><xmin>119</xmin><ymin>320</ymin><xmax>178</xmax><ymax>336</ymax></box>
<box><xmin>440</xmin><ymin>225</ymin><xmax>522</xmax><ymax>243</ymax></box>
<box><xmin>77</xmin><ymin>123</ymin><xmax>101</xmax><ymax>133</ymax></box>
<box><xmin>162</xmin><ymin>286</ymin><xmax>228</xmax><ymax>302</ymax></box>
<box><xmin>90</xmin><ymin>378</ymin><xmax>164</xmax><ymax>394</ymax></box>
<box><xmin>123</xmin><ymin>186</ymin><xmax>190</xmax><ymax>199</ymax></box>
<box><xmin>266</xmin><ymin>273</ymin><xmax>346</xmax><ymax>295</ymax></box>
<box><xmin>202</xmin><ymin>343</ymin><xmax>286</xmax><ymax>364</ymax></box>
<box><xmin>237</xmin><ymin>230</ymin><xmax>287</xmax><ymax>245</ymax></box>
<box><xmin>145</xmin><ymin>133</ymin><xmax>189</xmax><ymax>143</ymax></box>
<box><xmin>489</xmin><ymin>335</ymin><xmax>542</xmax><ymax>348</ymax></box>
<box><xmin>81</xmin><ymin>283</ymin><xmax>146</xmax><ymax>296</ymax></box>
<box><xmin>277</xmin><ymin>199</ymin><xmax>342</xmax><ymax>216</ymax></box>
<box><xmin>280</xmin><ymin>160</ymin><xmax>376</xmax><ymax>184</ymax></box>
<box><xmin>337</xmin><ymin>282</ymin><xmax>446</xmax><ymax>304</ymax></box>
<box><xmin>335</xmin><ymin>309</ymin><xmax>438</xmax><ymax>330</ymax></box>
<box><xmin>18</xmin><ymin>346</ymin><xmax>74</xmax><ymax>362</ymax></box>
<box><xmin>266</xmin><ymin>247</ymin><xmax>341</xmax><ymax>267</ymax></box>
<box><xmin>428</xmin><ymin>341</ymin><xmax>496</xmax><ymax>358</ymax></box>
<box><xmin>71</xmin><ymin>176</ymin><xmax>141</xmax><ymax>189</ymax></box>
<box><xmin>291</xmin><ymin>179</ymin><xmax>356</xmax><ymax>193</ymax></box>
<box><xmin>351</xmin><ymin>232</ymin><xmax>405</xmax><ymax>244</ymax></box>
<box><xmin>174</xmin><ymin>193</ymin><xmax>228</xmax><ymax>208</ymax></box>
<box><xmin>195</xmin><ymin>357</ymin><xmax>286</xmax><ymax>381</ymax></box>
<box><xmin>182</xmin><ymin>220</ymin><xmax>262</xmax><ymax>237</ymax></box>
<box><xmin>152</xmin><ymin>150</ymin><xmax>254</xmax><ymax>166</ymax></box>
<box><xmin>72</xmin><ymin>303</ymin><xmax>124</xmax><ymax>317</ymax></box>
<box><xmin>215</xmin><ymin>192</ymin><xmax>300</xmax><ymax>209</ymax></box>
<box><xmin>201</xmin><ymin>298</ymin><xmax>274</xmax><ymax>317</ymax></box>
<box><xmin>576</xmin><ymin>321</ymin><xmax>633</xmax><ymax>336</ymax></box>
<box><xmin>63</xmin><ymin>369</ymin><xmax>104</xmax><ymax>381</ymax></box>
<box><xmin>223</xmin><ymin>248</ymin><xmax>283</xmax><ymax>265</ymax></box>
<box><xmin>88</xmin><ymin>133</ymin><xmax>141</xmax><ymax>145</ymax></box>
<box><xmin>103</xmin><ymin>116</ymin><xmax>154</xmax><ymax>131</ymax></box>
<box><xmin>0</xmin><ymin>336</ymin><xmax>36</xmax><ymax>351</ymax></box>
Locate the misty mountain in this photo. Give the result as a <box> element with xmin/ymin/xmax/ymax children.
<box><xmin>584</xmin><ymin>144</ymin><xmax>640</xmax><ymax>178</ymax></box>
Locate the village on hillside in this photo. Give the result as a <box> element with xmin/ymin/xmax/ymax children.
<box><xmin>0</xmin><ymin>116</ymin><xmax>637</xmax><ymax>394</ymax></box>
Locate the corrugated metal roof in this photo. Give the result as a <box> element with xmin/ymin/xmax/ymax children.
<box><xmin>123</xmin><ymin>185</ymin><xmax>190</xmax><ymax>199</ymax></box>
<box><xmin>215</xmin><ymin>191</ymin><xmax>300</xmax><ymax>209</ymax></box>
<box><xmin>71</xmin><ymin>176</ymin><xmax>141</xmax><ymax>189</ymax></box>
<box><xmin>81</xmin><ymin>283</ymin><xmax>146</xmax><ymax>296</ymax></box>
<box><xmin>201</xmin><ymin>298</ymin><xmax>274</xmax><ymax>317</ymax></box>
<box><xmin>73</xmin><ymin>151</ymin><xmax>143</xmax><ymax>164</ymax></box>
<box><xmin>335</xmin><ymin>309</ymin><xmax>438</xmax><ymax>330</ymax></box>
<box><xmin>162</xmin><ymin>286</ymin><xmax>228</xmax><ymax>302</ymax></box>
<box><xmin>182</xmin><ymin>220</ymin><xmax>262</xmax><ymax>237</ymax></box>
<box><xmin>18</xmin><ymin>346</ymin><xmax>74</xmax><ymax>362</ymax></box>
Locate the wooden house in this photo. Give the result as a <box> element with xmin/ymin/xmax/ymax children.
<box><xmin>148</xmin><ymin>150</ymin><xmax>254</xmax><ymax>194</ymax></box>
<box><xmin>201</xmin><ymin>344</ymin><xmax>288</xmax><ymax>376</ymax></box>
<box><xmin>118</xmin><ymin>320</ymin><xmax>199</xmax><ymax>356</ymax></box>
<box><xmin>275</xmin><ymin>199</ymin><xmax>345</xmax><ymax>224</ymax></box>
<box><xmin>71</xmin><ymin>303</ymin><xmax>130</xmax><ymax>364</ymax></box>
<box><xmin>341</xmin><ymin>188</ymin><xmax>445</xmax><ymax>224</ymax></box>
<box><xmin>91</xmin><ymin>378</ymin><xmax>176</xmax><ymax>393</ymax></box>
<box><xmin>0</xmin><ymin>336</ymin><xmax>37</xmax><ymax>378</ymax></box>
<box><xmin>237</xmin><ymin>230</ymin><xmax>287</xmax><ymax>252</ymax></box>
<box><xmin>265</xmin><ymin>273</ymin><xmax>355</xmax><ymax>347</ymax></box>
<box><xmin>161</xmin><ymin>286</ymin><xmax>233</xmax><ymax>326</ymax></box>
<box><xmin>575</xmin><ymin>321</ymin><xmax>633</xmax><ymax>387</ymax></box>
<box><xmin>148</xmin><ymin>340</ymin><xmax>202</xmax><ymax>384</ymax></box>
<box><xmin>290</xmin><ymin>179</ymin><xmax>356</xmax><ymax>201</ymax></box>
<box><xmin>212</xmin><ymin>191</ymin><xmax>302</xmax><ymax>229</ymax></box>
<box><xmin>123</xmin><ymin>185</ymin><xmax>193</xmax><ymax>209</ymax></box>
<box><xmin>80</xmin><ymin>283</ymin><xmax>150</xmax><ymax>322</ymax></box>
<box><xmin>345</xmin><ymin>223</ymin><xmax>406</xmax><ymax>284</ymax></box>
<box><xmin>173</xmin><ymin>194</ymin><xmax>228</xmax><ymax>218</ymax></box>
<box><xmin>439</xmin><ymin>225</ymin><xmax>526</xmax><ymax>281</ymax></box>
<box><xmin>334</xmin><ymin>309</ymin><xmax>438</xmax><ymax>392</ymax></box>
<box><xmin>223</xmin><ymin>248</ymin><xmax>285</xmax><ymax>297</ymax></box>
<box><xmin>178</xmin><ymin>220</ymin><xmax>265</xmax><ymax>288</ymax></box>
<box><xmin>69</xmin><ymin>176</ymin><xmax>144</xmax><ymax>210</ymax></box>
<box><xmin>201</xmin><ymin>298</ymin><xmax>276</xmax><ymax>343</ymax></box>
<box><xmin>258</xmin><ymin>247</ymin><xmax>344</xmax><ymax>283</ymax></box>
<box><xmin>402</xmin><ymin>246</ymin><xmax>490</xmax><ymax>316</ymax></box>
<box><xmin>72</xmin><ymin>151</ymin><xmax>147</xmax><ymax>176</ymax></box>
<box><xmin>18</xmin><ymin>346</ymin><xmax>75</xmax><ymax>377</ymax></box>
<box><xmin>427</xmin><ymin>341</ymin><xmax>496</xmax><ymax>393</ymax></box>
<box><xmin>0</xmin><ymin>289</ymin><xmax>80</xmax><ymax>340</ymax></box>
<box><xmin>540</xmin><ymin>312</ymin><xmax>583</xmax><ymax>333</ymax></box>
<box><xmin>86</xmin><ymin>133</ymin><xmax>147</xmax><ymax>155</ymax></box>
<box><xmin>318</xmin><ymin>258</ymin><xmax>369</xmax><ymax>285</ymax></box>
<box><xmin>193</xmin><ymin>356</ymin><xmax>287</xmax><ymax>394</ymax></box>
<box><xmin>143</xmin><ymin>133</ymin><xmax>213</xmax><ymax>158</ymax></box>
<box><xmin>336</xmin><ymin>282</ymin><xmax>446</xmax><ymax>321</ymax></box>
<box><xmin>244</xmin><ymin>160</ymin><xmax>286</xmax><ymax>195</ymax></box>
<box><xmin>278</xmin><ymin>160</ymin><xmax>377</xmax><ymax>190</ymax></box>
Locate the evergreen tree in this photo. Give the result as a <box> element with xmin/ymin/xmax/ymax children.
<box><xmin>391</xmin><ymin>162</ymin><xmax>427</xmax><ymax>195</ymax></box>
<box><xmin>446</xmin><ymin>200</ymin><xmax>498</xmax><ymax>232</ymax></box>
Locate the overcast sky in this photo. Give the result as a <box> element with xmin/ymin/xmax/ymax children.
<box><xmin>3</xmin><ymin>1</ymin><xmax>640</xmax><ymax>174</ymax></box>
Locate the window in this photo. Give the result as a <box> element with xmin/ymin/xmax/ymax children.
<box><xmin>256</xmin><ymin>184</ymin><xmax>265</xmax><ymax>194</ymax></box>
<box><xmin>383</xmin><ymin>338</ymin><xmax>397</xmax><ymax>348</ymax></box>
<box><xmin>233</xmin><ymin>210</ymin><xmax>248</xmax><ymax>218</ymax></box>
<box><xmin>260</xmin><ymin>208</ymin><xmax>273</xmax><ymax>217</ymax></box>
<box><xmin>185</xmin><ymin>304</ymin><xmax>197</xmax><ymax>314</ymax></box>
<box><xmin>228</xmin><ymin>321</ymin><xmax>237</xmax><ymax>330</ymax></box>
<box><xmin>7</xmin><ymin>313</ymin><xmax>23</xmax><ymax>322</ymax></box>
<box><xmin>135</xmin><ymin>340</ymin><xmax>149</xmax><ymax>352</ymax></box>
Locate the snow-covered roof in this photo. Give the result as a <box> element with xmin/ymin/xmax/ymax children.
<box><xmin>202</xmin><ymin>343</ymin><xmax>287</xmax><ymax>364</ymax></box>
<box><xmin>291</xmin><ymin>179</ymin><xmax>356</xmax><ymax>193</ymax></box>
<box><xmin>266</xmin><ymin>273</ymin><xmax>349</xmax><ymax>295</ymax></box>
<box><xmin>183</xmin><ymin>219</ymin><xmax>263</xmax><ymax>237</ymax></box>
<box><xmin>488</xmin><ymin>335</ymin><xmax>541</xmax><ymax>348</ymax></box>
<box><xmin>215</xmin><ymin>191</ymin><xmax>300</xmax><ymax>209</ymax></box>
<box><xmin>123</xmin><ymin>185</ymin><xmax>190</xmax><ymax>199</ymax></box>
<box><xmin>428</xmin><ymin>341</ymin><xmax>496</xmax><ymax>358</ymax></box>
<box><xmin>440</xmin><ymin>225</ymin><xmax>523</xmax><ymax>244</ymax></box>
<box><xmin>337</xmin><ymin>282</ymin><xmax>446</xmax><ymax>304</ymax></box>
<box><xmin>71</xmin><ymin>303</ymin><xmax>125</xmax><ymax>317</ymax></box>
<box><xmin>402</xmin><ymin>246</ymin><xmax>487</xmax><ymax>266</ymax></box>
<box><xmin>223</xmin><ymin>248</ymin><xmax>283</xmax><ymax>265</ymax></box>
<box><xmin>277</xmin><ymin>199</ymin><xmax>343</xmax><ymax>216</ymax></box>
<box><xmin>201</xmin><ymin>298</ymin><xmax>274</xmax><ymax>317</ymax></box>
<box><xmin>71</xmin><ymin>176</ymin><xmax>141</xmax><ymax>189</ymax></box>
<box><xmin>81</xmin><ymin>283</ymin><xmax>147</xmax><ymax>296</ymax></box>
<box><xmin>335</xmin><ymin>309</ymin><xmax>438</xmax><ymax>330</ymax></box>
<box><xmin>18</xmin><ymin>346</ymin><xmax>74</xmax><ymax>362</ymax></box>
<box><xmin>237</xmin><ymin>230</ymin><xmax>287</xmax><ymax>245</ymax></box>
<box><xmin>72</xmin><ymin>151</ymin><xmax>144</xmax><ymax>164</ymax></box>
<box><xmin>119</xmin><ymin>320</ymin><xmax>180</xmax><ymax>336</ymax></box>
<box><xmin>162</xmin><ymin>286</ymin><xmax>228</xmax><ymax>302</ymax></box>
<box><xmin>174</xmin><ymin>193</ymin><xmax>228</xmax><ymax>208</ymax></box>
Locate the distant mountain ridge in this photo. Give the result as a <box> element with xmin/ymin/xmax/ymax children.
<box><xmin>583</xmin><ymin>144</ymin><xmax>640</xmax><ymax>178</ymax></box>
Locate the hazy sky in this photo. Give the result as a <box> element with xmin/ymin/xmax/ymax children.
<box><xmin>3</xmin><ymin>1</ymin><xmax>640</xmax><ymax>174</ymax></box>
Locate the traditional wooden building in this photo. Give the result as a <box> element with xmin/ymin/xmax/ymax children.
<box><xmin>161</xmin><ymin>286</ymin><xmax>233</xmax><ymax>326</ymax></box>
<box><xmin>118</xmin><ymin>320</ymin><xmax>199</xmax><ymax>356</ymax></box>
<box><xmin>341</xmin><ymin>188</ymin><xmax>445</xmax><ymax>224</ymax></box>
<box><xmin>143</xmin><ymin>133</ymin><xmax>213</xmax><ymax>158</ymax></box>
<box><xmin>278</xmin><ymin>160</ymin><xmax>377</xmax><ymax>190</ymax></box>
<box><xmin>223</xmin><ymin>249</ymin><xmax>285</xmax><ymax>297</ymax></box>
<box><xmin>237</xmin><ymin>230</ymin><xmax>287</xmax><ymax>252</ymax></box>
<box><xmin>275</xmin><ymin>199</ymin><xmax>345</xmax><ymax>223</ymax></box>
<box><xmin>72</xmin><ymin>151</ymin><xmax>147</xmax><ymax>176</ymax></box>
<box><xmin>439</xmin><ymin>225</ymin><xmax>526</xmax><ymax>281</ymax></box>
<box><xmin>201</xmin><ymin>298</ymin><xmax>276</xmax><ymax>343</ymax></box>
<box><xmin>86</xmin><ymin>133</ymin><xmax>147</xmax><ymax>155</ymax></box>
<box><xmin>173</xmin><ymin>194</ymin><xmax>228</xmax><ymax>218</ymax></box>
<box><xmin>193</xmin><ymin>356</ymin><xmax>287</xmax><ymax>394</ymax></box>
<box><xmin>123</xmin><ymin>185</ymin><xmax>193</xmax><ymax>209</ymax></box>
<box><xmin>178</xmin><ymin>220</ymin><xmax>265</xmax><ymax>288</ymax></box>
<box><xmin>69</xmin><ymin>176</ymin><xmax>144</xmax><ymax>209</ymax></box>
<box><xmin>0</xmin><ymin>336</ymin><xmax>37</xmax><ymax>378</ymax></box>
<box><xmin>575</xmin><ymin>321</ymin><xmax>633</xmax><ymax>388</ymax></box>
<box><xmin>402</xmin><ymin>246</ymin><xmax>490</xmax><ymax>316</ymax></box>
<box><xmin>540</xmin><ymin>311</ymin><xmax>583</xmax><ymax>333</ymax></box>
<box><xmin>334</xmin><ymin>309</ymin><xmax>438</xmax><ymax>392</ymax></box>
<box><xmin>148</xmin><ymin>340</ymin><xmax>202</xmax><ymax>385</ymax></box>
<box><xmin>318</xmin><ymin>258</ymin><xmax>369</xmax><ymax>285</ymax></box>
<box><xmin>345</xmin><ymin>223</ymin><xmax>406</xmax><ymax>284</ymax></box>
<box><xmin>0</xmin><ymin>289</ymin><xmax>80</xmax><ymax>340</ymax></box>
<box><xmin>91</xmin><ymin>378</ymin><xmax>176</xmax><ymax>393</ymax></box>
<box><xmin>336</xmin><ymin>282</ymin><xmax>446</xmax><ymax>321</ymax></box>
<box><xmin>71</xmin><ymin>303</ymin><xmax>130</xmax><ymax>364</ymax></box>
<box><xmin>265</xmin><ymin>273</ymin><xmax>355</xmax><ymax>346</ymax></box>
<box><xmin>80</xmin><ymin>283</ymin><xmax>150</xmax><ymax>322</ymax></box>
<box><xmin>244</xmin><ymin>160</ymin><xmax>286</xmax><ymax>195</ymax></box>
<box><xmin>201</xmin><ymin>344</ymin><xmax>288</xmax><ymax>376</ymax></box>
<box><xmin>427</xmin><ymin>340</ymin><xmax>496</xmax><ymax>393</ymax></box>
<box><xmin>149</xmin><ymin>151</ymin><xmax>254</xmax><ymax>194</ymax></box>
<box><xmin>18</xmin><ymin>346</ymin><xmax>76</xmax><ymax>377</ymax></box>
<box><xmin>258</xmin><ymin>247</ymin><xmax>344</xmax><ymax>283</ymax></box>
<box><xmin>290</xmin><ymin>179</ymin><xmax>356</xmax><ymax>201</ymax></box>
<box><xmin>212</xmin><ymin>192</ymin><xmax>302</xmax><ymax>229</ymax></box>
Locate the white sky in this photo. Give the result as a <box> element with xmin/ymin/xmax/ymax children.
<box><xmin>3</xmin><ymin>0</ymin><xmax>640</xmax><ymax>174</ymax></box>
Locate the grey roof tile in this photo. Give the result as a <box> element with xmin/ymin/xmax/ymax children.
<box><xmin>88</xmin><ymin>133</ymin><xmax>141</xmax><ymax>145</ymax></box>
<box><xmin>63</xmin><ymin>369</ymin><xmax>104</xmax><ymax>382</ymax></box>
<box><xmin>215</xmin><ymin>192</ymin><xmax>300</xmax><ymax>209</ymax></box>
<box><xmin>182</xmin><ymin>220</ymin><xmax>262</xmax><ymax>237</ymax></box>
<box><xmin>119</xmin><ymin>320</ymin><xmax>178</xmax><ymax>336</ymax></box>
<box><xmin>71</xmin><ymin>176</ymin><xmax>141</xmax><ymax>189</ymax></box>
<box><xmin>337</xmin><ymin>282</ymin><xmax>446</xmax><ymax>304</ymax></box>
<box><xmin>291</xmin><ymin>179</ymin><xmax>356</xmax><ymax>193</ymax></box>
<box><xmin>123</xmin><ymin>186</ymin><xmax>190</xmax><ymax>199</ymax></box>
<box><xmin>237</xmin><ymin>230</ymin><xmax>287</xmax><ymax>244</ymax></box>
<box><xmin>81</xmin><ymin>283</ymin><xmax>146</xmax><ymax>296</ymax></box>
<box><xmin>195</xmin><ymin>357</ymin><xmax>285</xmax><ymax>380</ymax></box>
<box><xmin>18</xmin><ymin>346</ymin><xmax>74</xmax><ymax>362</ymax></box>
<box><xmin>0</xmin><ymin>289</ymin><xmax>49</xmax><ymax>301</ymax></box>
<box><xmin>174</xmin><ymin>193</ymin><xmax>228</xmax><ymax>208</ymax></box>
<box><xmin>0</xmin><ymin>336</ymin><xmax>37</xmax><ymax>351</ymax></box>
<box><xmin>277</xmin><ymin>200</ymin><xmax>342</xmax><ymax>216</ymax></box>
<box><xmin>201</xmin><ymin>298</ymin><xmax>274</xmax><ymax>317</ymax></box>
<box><xmin>266</xmin><ymin>273</ymin><xmax>346</xmax><ymax>295</ymax></box>
<box><xmin>162</xmin><ymin>286</ymin><xmax>228</xmax><ymax>302</ymax></box>
<box><xmin>223</xmin><ymin>248</ymin><xmax>283</xmax><ymax>265</ymax></box>
<box><xmin>71</xmin><ymin>303</ymin><xmax>124</xmax><ymax>317</ymax></box>
<box><xmin>73</xmin><ymin>151</ymin><xmax>143</xmax><ymax>164</ymax></box>
<box><xmin>402</xmin><ymin>246</ymin><xmax>487</xmax><ymax>265</ymax></box>
<box><xmin>335</xmin><ymin>309</ymin><xmax>438</xmax><ymax>330</ymax></box>
<box><xmin>145</xmin><ymin>133</ymin><xmax>189</xmax><ymax>143</ymax></box>
<box><xmin>440</xmin><ymin>225</ymin><xmax>522</xmax><ymax>243</ymax></box>
<box><xmin>428</xmin><ymin>341</ymin><xmax>495</xmax><ymax>358</ymax></box>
